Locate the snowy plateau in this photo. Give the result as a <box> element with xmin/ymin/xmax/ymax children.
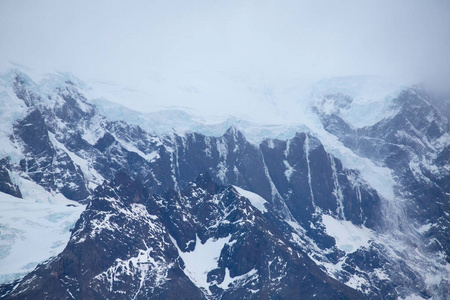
<box><xmin>0</xmin><ymin>68</ymin><xmax>448</xmax><ymax>299</ymax></box>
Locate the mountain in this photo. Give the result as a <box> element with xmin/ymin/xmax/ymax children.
<box><xmin>0</xmin><ymin>172</ymin><xmax>365</xmax><ymax>299</ymax></box>
<box><xmin>316</xmin><ymin>88</ymin><xmax>450</xmax><ymax>263</ymax></box>
<box><xmin>0</xmin><ymin>69</ymin><xmax>448</xmax><ymax>299</ymax></box>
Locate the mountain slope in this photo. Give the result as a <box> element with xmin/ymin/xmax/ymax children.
<box><xmin>0</xmin><ymin>173</ymin><xmax>364</xmax><ymax>299</ymax></box>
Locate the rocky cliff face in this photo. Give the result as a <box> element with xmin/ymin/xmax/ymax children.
<box><xmin>0</xmin><ymin>70</ymin><xmax>448</xmax><ymax>299</ymax></box>
<box><xmin>317</xmin><ymin>88</ymin><xmax>450</xmax><ymax>265</ymax></box>
<box><xmin>0</xmin><ymin>158</ymin><xmax>21</xmax><ymax>198</ymax></box>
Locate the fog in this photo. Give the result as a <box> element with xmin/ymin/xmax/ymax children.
<box><xmin>1</xmin><ymin>0</ymin><xmax>449</xmax><ymax>115</ymax></box>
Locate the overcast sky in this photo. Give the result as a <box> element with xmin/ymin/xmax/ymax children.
<box><xmin>1</xmin><ymin>0</ymin><xmax>449</xmax><ymax>116</ymax></box>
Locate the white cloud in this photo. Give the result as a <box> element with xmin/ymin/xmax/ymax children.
<box><xmin>1</xmin><ymin>0</ymin><xmax>449</xmax><ymax>111</ymax></box>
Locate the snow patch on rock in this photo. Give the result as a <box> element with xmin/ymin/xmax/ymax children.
<box><xmin>233</xmin><ymin>186</ymin><xmax>268</xmax><ymax>213</ymax></box>
<box><xmin>322</xmin><ymin>214</ymin><xmax>373</xmax><ymax>253</ymax></box>
<box><xmin>170</xmin><ymin>234</ymin><xmax>231</xmax><ymax>292</ymax></box>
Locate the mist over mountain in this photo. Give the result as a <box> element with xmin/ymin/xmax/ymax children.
<box><xmin>1</xmin><ymin>1</ymin><xmax>450</xmax><ymax>299</ymax></box>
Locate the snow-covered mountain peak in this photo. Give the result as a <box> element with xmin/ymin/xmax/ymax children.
<box><xmin>3</xmin><ymin>67</ymin><xmax>409</xmax><ymax>147</ymax></box>
<box><xmin>310</xmin><ymin>75</ymin><xmax>403</xmax><ymax>100</ymax></box>
<box><xmin>0</xmin><ymin>67</ymin><xmax>449</xmax><ymax>299</ymax></box>
<box><xmin>311</xmin><ymin>75</ymin><xmax>405</xmax><ymax>128</ymax></box>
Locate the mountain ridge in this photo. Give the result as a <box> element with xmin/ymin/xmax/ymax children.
<box><xmin>0</xmin><ymin>69</ymin><xmax>448</xmax><ymax>299</ymax></box>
